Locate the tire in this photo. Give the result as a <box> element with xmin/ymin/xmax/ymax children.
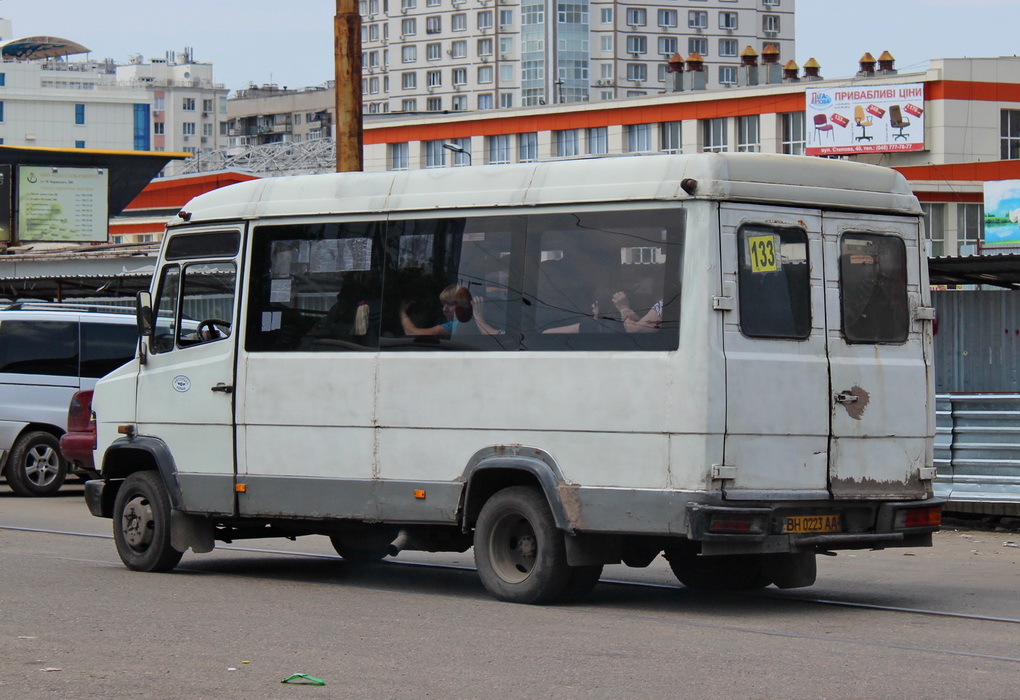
<box><xmin>664</xmin><ymin>541</ymin><xmax>772</xmax><ymax>591</ymax></box>
<box><xmin>5</xmin><ymin>431</ymin><xmax>67</xmax><ymax>497</ymax></box>
<box><xmin>473</xmin><ymin>486</ymin><xmax>573</xmax><ymax>605</ymax></box>
<box><xmin>559</xmin><ymin>564</ymin><xmax>604</xmax><ymax>603</ymax></box>
<box><xmin>112</xmin><ymin>471</ymin><xmax>184</xmax><ymax>572</ymax></box>
<box><xmin>329</xmin><ymin>534</ymin><xmax>392</xmax><ymax>563</ymax></box>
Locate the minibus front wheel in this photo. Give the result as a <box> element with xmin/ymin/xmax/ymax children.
<box><xmin>474</xmin><ymin>486</ymin><xmax>601</xmax><ymax>604</ymax></box>
<box><xmin>112</xmin><ymin>471</ymin><xmax>184</xmax><ymax>572</ymax></box>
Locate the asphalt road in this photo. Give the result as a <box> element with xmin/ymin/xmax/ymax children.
<box><xmin>1</xmin><ymin>485</ymin><xmax>1018</xmax><ymax>699</ymax></box>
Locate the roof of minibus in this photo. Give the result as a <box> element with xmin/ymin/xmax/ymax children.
<box><xmin>169</xmin><ymin>153</ymin><xmax>921</xmax><ymax>226</ymax></box>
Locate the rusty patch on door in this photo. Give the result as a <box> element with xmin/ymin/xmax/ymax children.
<box><xmin>836</xmin><ymin>385</ymin><xmax>870</xmax><ymax>420</ymax></box>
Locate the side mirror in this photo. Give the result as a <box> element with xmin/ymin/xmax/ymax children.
<box><xmin>136</xmin><ymin>291</ymin><xmax>154</xmax><ymax>337</ymax></box>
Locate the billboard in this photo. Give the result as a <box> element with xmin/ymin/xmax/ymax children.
<box><xmin>983</xmin><ymin>180</ymin><xmax>1020</xmax><ymax>249</ymax></box>
<box><xmin>16</xmin><ymin>165</ymin><xmax>109</xmax><ymax>242</ymax></box>
<box><xmin>805</xmin><ymin>83</ymin><xmax>925</xmax><ymax>156</ymax></box>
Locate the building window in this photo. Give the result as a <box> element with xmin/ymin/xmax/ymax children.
<box><xmin>703</xmin><ymin>118</ymin><xmax>727</xmax><ymax>152</ymax></box>
<box><xmin>478</xmin><ymin>65</ymin><xmax>494</xmax><ymax>83</ymax></box>
<box><xmin>453</xmin><ymin>68</ymin><xmax>468</xmax><ymax>85</ymax></box>
<box><xmin>402</xmin><ymin>45</ymin><xmax>417</xmax><ymax>62</ymax></box>
<box><xmin>390</xmin><ymin>142</ymin><xmax>409</xmax><ymax>170</ymax></box>
<box><xmin>478</xmin><ymin>38</ymin><xmax>493</xmax><ymax>56</ymax></box>
<box><xmin>154</xmin><ymin>122</ymin><xmax>164</xmax><ymax>135</ymax></box>
<box><xmin>452</xmin><ymin>13</ymin><xmax>467</xmax><ymax>30</ymax></box>
<box><xmin>688</xmin><ymin>38</ymin><xmax>708</xmax><ymax>56</ymax></box>
<box><xmin>427</xmin><ymin>42</ymin><xmax>441</xmax><ymax>60</ymax></box>
<box><xmin>0</xmin><ymin>73</ymin><xmax>5</xmax><ymax>87</ymax></box>
<box><xmin>626</xmin><ymin>36</ymin><xmax>647</xmax><ymax>55</ymax></box>
<box><xmin>957</xmin><ymin>203</ymin><xmax>983</xmax><ymax>254</ymax></box>
<box><xmin>426</xmin><ymin>16</ymin><xmax>442</xmax><ymax>34</ymax></box>
<box><xmin>426</xmin><ymin>97</ymin><xmax>442</xmax><ymax>111</ymax></box>
<box><xmin>478</xmin><ymin>93</ymin><xmax>494</xmax><ymax>109</ymax></box>
<box><xmin>500</xmin><ymin>64</ymin><xmax>514</xmax><ymax>82</ymax></box>
<box><xmin>401</xmin><ymin>18</ymin><xmax>416</xmax><ymax>35</ymax></box>
<box><xmin>661</xmin><ymin>121</ymin><xmax>682</xmax><ymax>153</ymax></box>
<box><xmin>719</xmin><ymin>39</ymin><xmax>738</xmax><ymax>57</ymax></box>
<box><xmin>737</xmin><ymin>115</ymin><xmax>760</xmax><ymax>151</ymax></box>
<box><xmin>402</xmin><ymin>72</ymin><xmax>417</xmax><ymax>89</ymax></box>
<box><xmin>658</xmin><ymin>37</ymin><xmax>677</xmax><ymax>56</ymax></box>
<box><xmin>75</xmin><ymin>140</ymin><xmax>86</xmax><ymax>149</ymax></box>
<box><xmin>477</xmin><ymin>10</ymin><xmax>493</xmax><ymax>28</ymax></box>
<box><xmin>202</xmin><ymin>99</ymin><xmax>214</xmax><ymax>113</ymax></box>
<box><xmin>555</xmin><ymin>129</ymin><xmax>580</xmax><ymax>157</ymax></box>
<box><xmin>427</xmin><ymin>70</ymin><xmax>442</xmax><ymax>87</ymax></box>
<box><xmin>488</xmin><ymin>134</ymin><xmax>512</xmax><ymax>164</ymax></box>
<box><xmin>626</xmin><ymin>63</ymin><xmax>647</xmax><ymax>81</ymax></box>
<box><xmin>203</xmin><ymin>122</ymin><xmax>214</xmax><ymax>137</ymax></box>
<box><xmin>182</xmin><ymin>97</ymin><xmax>196</xmax><ymax>111</ymax></box>
<box><xmin>688</xmin><ymin>10</ymin><xmax>707</xmax><ymax>28</ymax></box>
<box><xmin>500</xmin><ymin>9</ymin><xmax>513</xmax><ymax>25</ymax></box>
<box><xmin>781</xmin><ymin>112</ymin><xmax>805</xmax><ymax>155</ymax></box>
<box><xmin>719</xmin><ymin>66</ymin><xmax>737</xmax><ymax>85</ymax></box>
<box><xmin>587</xmin><ymin>126</ymin><xmax>608</xmax><ymax>155</ymax></box>
<box><xmin>627</xmin><ymin>124</ymin><xmax>652</xmax><ymax>152</ymax></box>
<box><xmin>600</xmin><ymin>7</ymin><xmax>612</xmax><ymax>23</ymax></box>
<box><xmin>1001</xmin><ymin>110</ymin><xmax>1020</xmax><ymax>159</ymax></box>
<box><xmin>154</xmin><ymin>96</ymin><xmax>165</xmax><ymax>111</ymax></box>
<box><xmin>518</xmin><ymin>132</ymin><xmax>538</xmax><ymax>162</ymax></box>
<box><xmin>447</xmin><ymin>137</ymin><xmax>471</xmax><ymax>164</ymax></box>
<box><xmin>500</xmin><ymin>93</ymin><xmax>514</xmax><ymax>108</ymax></box>
<box><xmin>921</xmin><ymin>203</ymin><xmax>945</xmax><ymax>257</ymax></box>
<box><xmin>183</xmin><ymin>122</ymin><xmax>196</xmax><ymax>136</ymax></box>
<box><xmin>719</xmin><ymin>11</ymin><xmax>737</xmax><ymax>29</ymax></box>
<box><xmin>763</xmin><ymin>14</ymin><xmax>780</xmax><ymax>33</ymax></box>
<box><xmin>402</xmin><ymin>0</ymin><xmax>417</xmax><ymax>10</ymax></box>
<box><xmin>452</xmin><ymin>95</ymin><xmax>467</xmax><ymax>111</ymax></box>
<box><xmin>74</xmin><ymin>103</ymin><xmax>86</xmax><ymax>124</ymax></box>
<box><xmin>425</xmin><ymin>140</ymin><xmax>446</xmax><ymax>168</ymax></box>
<box><xmin>601</xmin><ymin>36</ymin><xmax>613</xmax><ymax>52</ymax></box>
<box><xmin>452</xmin><ymin>40</ymin><xmax>467</xmax><ymax>58</ymax></box>
<box><xmin>657</xmin><ymin>9</ymin><xmax>677</xmax><ymax>27</ymax></box>
<box><xmin>625</xmin><ymin>8</ymin><xmax>646</xmax><ymax>25</ymax></box>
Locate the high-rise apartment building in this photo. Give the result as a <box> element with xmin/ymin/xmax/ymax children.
<box><xmin>360</xmin><ymin>0</ymin><xmax>795</xmax><ymax>113</ymax></box>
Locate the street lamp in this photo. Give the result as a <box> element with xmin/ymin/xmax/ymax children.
<box><xmin>442</xmin><ymin>141</ymin><xmax>472</xmax><ymax>165</ymax></box>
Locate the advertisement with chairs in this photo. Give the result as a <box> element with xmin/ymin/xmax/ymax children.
<box><xmin>806</xmin><ymin>83</ymin><xmax>925</xmax><ymax>155</ymax></box>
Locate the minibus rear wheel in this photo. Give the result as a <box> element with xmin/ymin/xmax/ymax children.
<box><xmin>474</xmin><ymin>486</ymin><xmax>574</xmax><ymax>604</ymax></box>
<box><xmin>112</xmin><ymin>471</ymin><xmax>184</xmax><ymax>572</ymax></box>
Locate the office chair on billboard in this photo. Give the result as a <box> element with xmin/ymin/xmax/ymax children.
<box><xmin>854</xmin><ymin>105</ymin><xmax>873</xmax><ymax>142</ymax></box>
<box><xmin>889</xmin><ymin>105</ymin><xmax>911</xmax><ymax>141</ymax></box>
<box><xmin>813</xmin><ymin>113</ymin><xmax>833</xmax><ymax>141</ymax></box>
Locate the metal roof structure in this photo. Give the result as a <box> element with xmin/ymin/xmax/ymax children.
<box><xmin>928</xmin><ymin>253</ymin><xmax>1020</xmax><ymax>290</ymax></box>
<box><xmin>178</xmin><ymin>139</ymin><xmax>336</xmax><ymax>177</ymax></box>
<box><xmin>0</xmin><ymin>35</ymin><xmax>89</xmax><ymax>60</ymax></box>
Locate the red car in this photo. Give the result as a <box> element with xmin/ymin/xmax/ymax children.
<box><xmin>59</xmin><ymin>390</ymin><xmax>97</xmax><ymax>478</ymax></box>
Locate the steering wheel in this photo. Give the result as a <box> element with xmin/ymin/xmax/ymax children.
<box><xmin>198</xmin><ymin>318</ymin><xmax>231</xmax><ymax>340</ymax></box>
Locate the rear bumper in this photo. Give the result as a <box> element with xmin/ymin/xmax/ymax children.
<box><xmin>687</xmin><ymin>499</ymin><xmax>944</xmax><ymax>555</ymax></box>
<box><xmin>59</xmin><ymin>432</ymin><xmax>95</xmax><ymax>471</ymax></box>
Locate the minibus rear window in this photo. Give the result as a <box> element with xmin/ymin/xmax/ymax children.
<box><xmin>737</xmin><ymin>226</ymin><xmax>811</xmax><ymax>339</ymax></box>
<box><xmin>840</xmin><ymin>233</ymin><xmax>909</xmax><ymax>344</ymax></box>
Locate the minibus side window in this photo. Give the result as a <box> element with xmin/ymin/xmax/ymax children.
<box><xmin>381</xmin><ymin>216</ymin><xmax>521</xmax><ymax>351</ymax></box>
<box><xmin>246</xmin><ymin>222</ymin><xmax>385</xmax><ymax>352</ymax></box>
<box><xmin>737</xmin><ymin>226</ymin><xmax>810</xmax><ymax>339</ymax></box>
<box><xmin>151</xmin><ymin>265</ymin><xmax>180</xmax><ymax>354</ymax></box>
<box><xmin>176</xmin><ymin>262</ymin><xmax>236</xmax><ymax>347</ymax></box>
<box><xmin>840</xmin><ymin>233</ymin><xmax>908</xmax><ymax>344</ymax></box>
<box><xmin>521</xmin><ymin>209</ymin><xmax>684</xmax><ymax>351</ymax></box>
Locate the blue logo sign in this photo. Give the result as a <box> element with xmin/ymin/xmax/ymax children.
<box><xmin>172</xmin><ymin>375</ymin><xmax>191</xmax><ymax>393</ymax></box>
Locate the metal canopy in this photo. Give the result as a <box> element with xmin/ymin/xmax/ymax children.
<box><xmin>928</xmin><ymin>253</ymin><xmax>1020</xmax><ymax>290</ymax></box>
<box><xmin>0</xmin><ymin>36</ymin><xmax>90</xmax><ymax>60</ymax></box>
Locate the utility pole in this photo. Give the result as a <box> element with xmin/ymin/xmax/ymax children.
<box><xmin>335</xmin><ymin>0</ymin><xmax>363</xmax><ymax>172</ymax></box>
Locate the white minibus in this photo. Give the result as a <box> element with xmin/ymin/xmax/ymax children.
<box><xmin>86</xmin><ymin>153</ymin><xmax>942</xmax><ymax>604</ymax></box>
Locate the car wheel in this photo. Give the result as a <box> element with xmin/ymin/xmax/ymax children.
<box><xmin>112</xmin><ymin>471</ymin><xmax>184</xmax><ymax>572</ymax></box>
<box><xmin>6</xmin><ymin>431</ymin><xmax>67</xmax><ymax>497</ymax></box>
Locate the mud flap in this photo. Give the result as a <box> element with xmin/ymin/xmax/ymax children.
<box><xmin>170</xmin><ymin>508</ymin><xmax>216</xmax><ymax>554</ymax></box>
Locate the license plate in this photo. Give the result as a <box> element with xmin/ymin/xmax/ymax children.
<box><xmin>781</xmin><ymin>514</ymin><xmax>841</xmax><ymax>534</ymax></box>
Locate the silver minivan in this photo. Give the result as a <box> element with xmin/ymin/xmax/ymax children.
<box><xmin>0</xmin><ymin>303</ymin><xmax>138</xmax><ymax>496</ymax></box>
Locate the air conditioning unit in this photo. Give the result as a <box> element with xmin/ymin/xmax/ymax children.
<box><xmin>480</xmin><ymin>55</ymin><xmax>490</xmax><ymax>62</ymax></box>
<box><xmin>401</xmin><ymin>7</ymin><xmax>408</xmax><ymax>13</ymax></box>
<box><xmin>499</xmin><ymin>53</ymin><xmax>511</xmax><ymax>60</ymax></box>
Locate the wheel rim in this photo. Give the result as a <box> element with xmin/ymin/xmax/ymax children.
<box><xmin>24</xmin><ymin>444</ymin><xmax>60</xmax><ymax>487</ymax></box>
<box><xmin>487</xmin><ymin>510</ymin><xmax>538</xmax><ymax>584</ymax></box>
<box><xmin>120</xmin><ymin>495</ymin><xmax>155</xmax><ymax>552</ymax></box>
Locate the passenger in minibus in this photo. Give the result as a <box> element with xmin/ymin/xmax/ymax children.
<box><xmin>400</xmin><ymin>285</ymin><xmax>502</xmax><ymax>336</ymax></box>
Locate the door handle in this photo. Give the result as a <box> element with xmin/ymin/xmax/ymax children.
<box><xmin>211</xmin><ymin>383</ymin><xmax>234</xmax><ymax>394</ymax></box>
<box><xmin>834</xmin><ymin>392</ymin><xmax>858</xmax><ymax>404</ymax></box>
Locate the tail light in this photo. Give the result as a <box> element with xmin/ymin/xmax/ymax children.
<box><xmin>894</xmin><ymin>504</ymin><xmax>942</xmax><ymax>529</ymax></box>
<box><xmin>67</xmin><ymin>390</ymin><xmax>95</xmax><ymax>435</ymax></box>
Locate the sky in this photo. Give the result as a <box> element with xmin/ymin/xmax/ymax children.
<box><xmin>0</xmin><ymin>0</ymin><xmax>1018</xmax><ymax>94</ymax></box>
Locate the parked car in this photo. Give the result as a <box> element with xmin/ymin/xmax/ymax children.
<box><xmin>0</xmin><ymin>303</ymin><xmax>137</xmax><ymax>496</ymax></box>
<box><xmin>60</xmin><ymin>389</ymin><xmax>96</xmax><ymax>475</ymax></box>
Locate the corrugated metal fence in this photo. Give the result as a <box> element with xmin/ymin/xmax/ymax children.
<box><xmin>935</xmin><ymin>394</ymin><xmax>1020</xmax><ymax>516</ymax></box>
